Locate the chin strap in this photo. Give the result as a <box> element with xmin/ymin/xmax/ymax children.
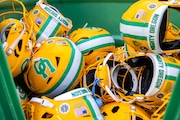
<box><xmin>7</xmin><ymin>21</ymin><xmax>26</xmax><ymax>55</ymax></box>
<box><xmin>0</xmin><ymin>20</ymin><xmax>26</xmax><ymax>55</ymax></box>
<box><xmin>30</xmin><ymin>97</ymin><xmax>54</xmax><ymax>108</ymax></box>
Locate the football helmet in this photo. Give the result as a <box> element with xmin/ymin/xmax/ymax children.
<box><xmin>120</xmin><ymin>0</ymin><xmax>180</xmax><ymax>54</ymax></box>
<box><xmin>0</xmin><ymin>0</ymin><xmax>35</xmax><ymax>78</ymax></box>
<box><xmin>24</xmin><ymin>37</ymin><xmax>85</xmax><ymax>98</ymax></box>
<box><xmin>26</xmin><ymin>88</ymin><xmax>104</xmax><ymax>120</ymax></box>
<box><xmin>69</xmin><ymin>27</ymin><xmax>116</xmax><ymax>66</ymax></box>
<box><xmin>82</xmin><ymin>53</ymin><xmax>119</xmax><ymax>104</ymax></box>
<box><xmin>100</xmin><ymin>102</ymin><xmax>150</xmax><ymax>120</ymax></box>
<box><xmin>16</xmin><ymin>84</ymin><xmax>29</xmax><ymax>115</ymax></box>
<box><xmin>82</xmin><ymin>52</ymin><xmax>139</xmax><ymax>104</ymax></box>
<box><xmin>124</xmin><ymin>53</ymin><xmax>180</xmax><ymax>108</ymax></box>
<box><xmin>29</xmin><ymin>0</ymin><xmax>73</xmax><ymax>43</ymax></box>
<box><xmin>0</xmin><ymin>0</ymin><xmax>35</xmax><ymax>38</ymax></box>
<box><xmin>0</xmin><ymin>18</ymin><xmax>34</xmax><ymax>78</ymax></box>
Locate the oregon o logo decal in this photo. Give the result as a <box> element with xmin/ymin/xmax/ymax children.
<box><xmin>34</xmin><ymin>58</ymin><xmax>56</xmax><ymax>79</ymax></box>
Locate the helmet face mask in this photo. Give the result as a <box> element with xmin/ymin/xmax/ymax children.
<box><xmin>0</xmin><ymin>0</ymin><xmax>35</xmax><ymax>78</ymax></box>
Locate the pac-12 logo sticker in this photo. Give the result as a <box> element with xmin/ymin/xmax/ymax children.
<box><xmin>59</xmin><ymin>103</ymin><xmax>70</xmax><ymax>114</ymax></box>
<box><xmin>34</xmin><ymin>58</ymin><xmax>56</xmax><ymax>79</ymax></box>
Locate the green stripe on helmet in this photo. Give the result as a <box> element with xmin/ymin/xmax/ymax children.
<box><xmin>76</xmin><ymin>34</ymin><xmax>113</xmax><ymax>45</ymax></box>
<box><xmin>165</xmin><ymin>75</ymin><xmax>177</xmax><ymax>81</ymax></box>
<box><xmin>50</xmin><ymin>22</ymin><xmax>61</xmax><ymax>37</ymax></box>
<box><xmin>123</xmin><ymin>33</ymin><xmax>147</xmax><ymax>40</ymax></box>
<box><xmin>83</xmin><ymin>96</ymin><xmax>99</xmax><ymax>120</ymax></box>
<box><xmin>43</xmin><ymin>39</ymin><xmax>76</xmax><ymax>95</ymax></box>
<box><xmin>120</xmin><ymin>19</ymin><xmax>148</xmax><ymax>27</ymax></box>
<box><xmin>36</xmin><ymin>16</ymin><xmax>52</xmax><ymax>40</ymax></box>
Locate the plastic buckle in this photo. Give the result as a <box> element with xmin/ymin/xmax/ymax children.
<box><xmin>41</xmin><ymin>99</ymin><xmax>54</xmax><ymax>108</ymax></box>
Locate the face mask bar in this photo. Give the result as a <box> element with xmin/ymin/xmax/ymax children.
<box><xmin>0</xmin><ymin>0</ymin><xmax>36</xmax><ymax>51</ymax></box>
<box><xmin>82</xmin><ymin>50</ymin><xmax>147</xmax><ymax>105</ymax></box>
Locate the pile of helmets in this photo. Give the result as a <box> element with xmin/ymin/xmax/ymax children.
<box><xmin>1</xmin><ymin>0</ymin><xmax>180</xmax><ymax>119</ymax></box>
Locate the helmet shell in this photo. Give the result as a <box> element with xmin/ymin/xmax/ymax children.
<box><xmin>0</xmin><ymin>18</ymin><xmax>33</xmax><ymax>78</ymax></box>
<box><xmin>29</xmin><ymin>2</ymin><xmax>72</xmax><ymax>42</ymax></box>
<box><xmin>69</xmin><ymin>27</ymin><xmax>115</xmax><ymax>66</ymax></box>
<box><xmin>24</xmin><ymin>37</ymin><xmax>85</xmax><ymax>98</ymax></box>
<box><xmin>120</xmin><ymin>0</ymin><xmax>169</xmax><ymax>54</ymax></box>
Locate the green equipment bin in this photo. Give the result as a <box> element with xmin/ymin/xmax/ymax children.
<box><xmin>0</xmin><ymin>40</ymin><xmax>26</xmax><ymax>120</ymax></box>
<box><xmin>0</xmin><ymin>0</ymin><xmax>180</xmax><ymax>119</ymax></box>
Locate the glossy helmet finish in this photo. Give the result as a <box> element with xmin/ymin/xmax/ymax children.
<box><xmin>26</xmin><ymin>88</ymin><xmax>104</xmax><ymax>120</ymax></box>
<box><xmin>125</xmin><ymin>53</ymin><xmax>180</xmax><ymax>107</ymax></box>
<box><xmin>120</xmin><ymin>0</ymin><xmax>180</xmax><ymax>54</ymax></box>
<box><xmin>24</xmin><ymin>37</ymin><xmax>85</xmax><ymax>98</ymax></box>
<box><xmin>69</xmin><ymin>27</ymin><xmax>116</xmax><ymax>66</ymax></box>
<box><xmin>0</xmin><ymin>0</ymin><xmax>35</xmax><ymax>78</ymax></box>
<box><xmin>0</xmin><ymin>18</ymin><xmax>34</xmax><ymax>78</ymax></box>
<box><xmin>100</xmin><ymin>101</ymin><xmax>150</xmax><ymax>120</ymax></box>
<box><xmin>29</xmin><ymin>0</ymin><xmax>72</xmax><ymax>43</ymax></box>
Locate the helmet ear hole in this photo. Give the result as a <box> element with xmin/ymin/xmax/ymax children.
<box><xmin>62</xmin><ymin>31</ymin><xmax>67</xmax><ymax>37</ymax></box>
<box><xmin>102</xmin><ymin>112</ymin><xmax>107</xmax><ymax>116</ymax></box>
<box><xmin>55</xmin><ymin>57</ymin><xmax>60</xmax><ymax>66</ymax></box>
<box><xmin>42</xmin><ymin>112</ymin><xmax>53</xmax><ymax>118</ymax></box>
<box><xmin>111</xmin><ymin>106</ymin><xmax>119</xmax><ymax>113</ymax></box>
<box><xmin>17</xmin><ymin>39</ymin><xmax>23</xmax><ymax>51</ymax></box>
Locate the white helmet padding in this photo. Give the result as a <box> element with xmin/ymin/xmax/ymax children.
<box><xmin>147</xmin><ymin>5</ymin><xmax>168</xmax><ymax>53</ymax></box>
<box><xmin>126</xmin><ymin>53</ymin><xmax>166</xmax><ymax>97</ymax></box>
<box><xmin>111</xmin><ymin>64</ymin><xmax>138</xmax><ymax>96</ymax></box>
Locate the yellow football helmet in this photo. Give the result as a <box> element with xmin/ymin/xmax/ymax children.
<box><xmin>82</xmin><ymin>53</ymin><xmax>120</xmax><ymax>104</ymax></box>
<box><xmin>16</xmin><ymin>84</ymin><xmax>29</xmax><ymax>116</ymax></box>
<box><xmin>29</xmin><ymin>0</ymin><xmax>73</xmax><ymax>43</ymax></box>
<box><xmin>0</xmin><ymin>18</ymin><xmax>34</xmax><ymax>78</ymax></box>
<box><xmin>100</xmin><ymin>102</ymin><xmax>150</xmax><ymax>120</ymax></box>
<box><xmin>69</xmin><ymin>27</ymin><xmax>116</xmax><ymax>66</ymax></box>
<box><xmin>26</xmin><ymin>88</ymin><xmax>104</xmax><ymax>120</ymax></box>
<box><xmin>0</xmin><ymin>0</ymin><xmax>35</xmax><ymax>39</ymax></box>
<box><xmin>0</xmin><ymin>0</ymin><xmax>35</xmax><ymax>78</ymax></box>
<box><xmin>123</xmin><ymin>53</ymin><xmax>180</xmax><ymax>108</ymax></box>
<box><xmin>120</xmin><ymin>0</ymin><xmax>180</xmax><ymax>54</ymax></box>
<box><xmin>24</xmin><ymin>37</ymin><xmax>85</xmax><ymax>98</ymax></box>
<box><xmin>82</xmin><ymin>52</ymin><xmax>139</xmax><ymax>104</ymax></box>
